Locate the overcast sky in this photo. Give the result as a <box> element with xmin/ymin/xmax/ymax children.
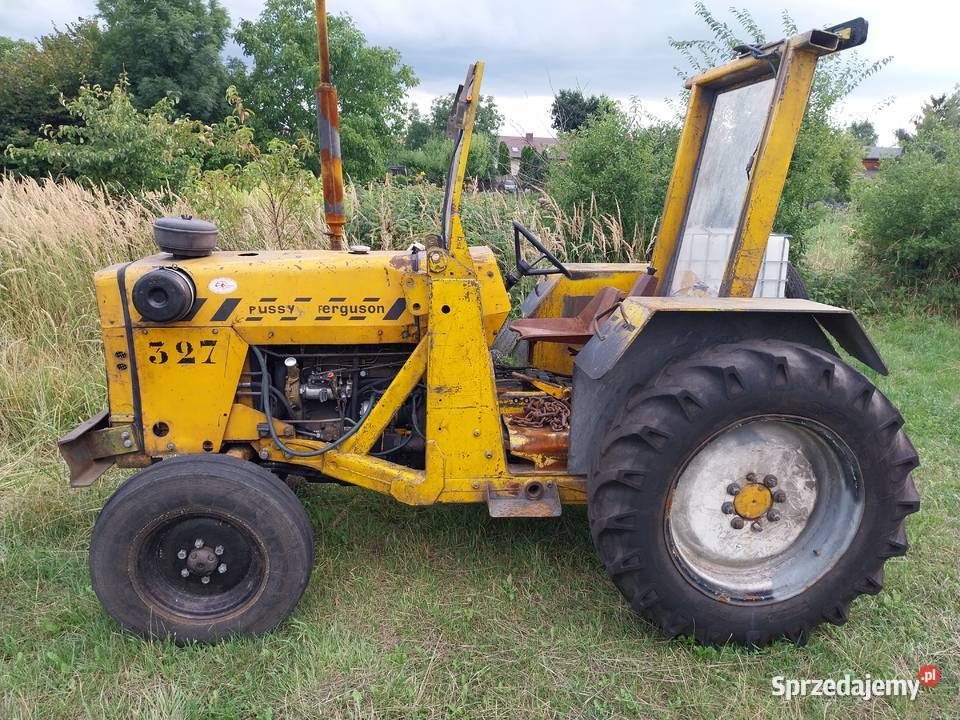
<box><xmin>3</xmin><ymin>0</ymin><xmax>958</xmax><ymax>144</ymax></box>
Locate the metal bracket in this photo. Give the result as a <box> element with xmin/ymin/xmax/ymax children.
<box><xmin>486</xmin><ymin>480</ymin><xmax>561</xmax><ymax>518</ymax></box>
<box><xmin>58</xmin><ymin>409</ymin><xmax>140</xmax><ymax>487</ymax></box>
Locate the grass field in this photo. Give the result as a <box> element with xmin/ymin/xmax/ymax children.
<box><xmin>0</xmin><ymin>181</ymin><xmax>958</xmax><ymax>718</ymax></box>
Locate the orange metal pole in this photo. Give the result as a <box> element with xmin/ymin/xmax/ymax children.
<box><xmin>314</xmin><ymin>0</ymin><xmax>345</xmax><ymax>250</ymax></box>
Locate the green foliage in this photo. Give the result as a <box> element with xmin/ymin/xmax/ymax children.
<box><xmin>497</xmin><ymin>141</ymin><xmax>511</xmax><ymax>176</ymax></box>
<box><xmin>403</xmin><ymin>105</ymin><xmax>433</xmax><ymax>150</ymax></box>
<box><xmin>848</xmin><ymin>120</ymin><xmax>878</xmax><ymax>146</ymax></box>
<box><xmin>0</xmin><ymin>20</ymin><xmax>103</xmax><ymax>173</ymax></box>
<box><xmin>550</xmin><ymin>89</ymin><xmax>616</xmax><ymax>133</ymax></box>
<box><xmin>97</xmin><ymin>0</ymin><xmax>230</xmax><ymax>121</ymax></box>
<box><xmin>232</xmin><ymin>0</ymin><xmax>417</xmax><ymax>183</ymax></box>
<box><xmin>391</xmin><ymin>132</ymin><xmax>497</xmax><ymax>185</ymax></box>
<box><xmin>8</xmin><ymin>80</ymin><xmax>209</xmax><ymax>191</ymax></box>
<box><xmin>188</xmin><ymin>135</ymin><xmax>320</xmax><ymax>248</ymax></box>
<box><xmin>518</xmin><ymin>145</ymin><xmax>547</xmax><ymax>185</ymax></box>
<box><xmin>857</xmin><ymin>118</ymin><xmax>960</xmax><ymax>309</ymax></box>
<box><xmin>670</xmin><ymin>3</ymin><xmax>890</xmax><ymax>257</ymax></box>
<box><xmin>895</xmin><ymin>87</ymin><xmax>960</xmax><ymax>155</ymax></box>
<box><xmin>428</xmin><ymin>94</ymin><xmax>503</xmax><ymax>137</ymax></box>
<box><xmin>548</xmin><ymin>107</ymin><xmax>679</xmax><ymax>244</ymax></box>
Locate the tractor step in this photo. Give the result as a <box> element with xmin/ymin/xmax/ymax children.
<box><xmin>486</xmin><ymin>480</ymin><xmax>561</xmax><ymax>518</ymax></box>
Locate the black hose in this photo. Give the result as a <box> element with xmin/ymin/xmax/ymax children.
<box><xmin>251</xmin><ymin>345</ymin><xmax>377</xmax><ymax>458</ymax></box>
<box><xmin>369</xmin><ymin>393</ymin><xmax>417</xmax><ymax>456</ymax></box>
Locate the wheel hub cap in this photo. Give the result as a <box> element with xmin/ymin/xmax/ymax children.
<box><xmin>186</xmin><ymin>546</ymin><xmax>218</xmax><ymax>575</ymax></box>
<box><xmin>733</xmin><ymin>483</ymin><xmax>772</xmax><ymax>519</ymax></box>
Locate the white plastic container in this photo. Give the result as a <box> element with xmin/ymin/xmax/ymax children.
<box><xmin>668</xmin><ymin>230</ymin><xmax>791</xmax><ymax>298</ymax></box>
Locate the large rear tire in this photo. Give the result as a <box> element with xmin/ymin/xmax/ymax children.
<box><xmin>587</xmin><ymin>340</ymin><xmax>919</xmax><ymax>646</ymax></box>
<box><xmin>90</xmin><ymin>454</ymin><xmax>314</xmax><ymax>643</ymax></box>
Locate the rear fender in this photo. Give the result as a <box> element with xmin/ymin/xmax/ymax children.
<box><xmin>567</xmin><ymin>297</ymin><xmax>886</xmax><ymax>475</ymax></box>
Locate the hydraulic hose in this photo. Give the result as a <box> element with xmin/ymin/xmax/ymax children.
<box><xmin>250</xmin><ymin>345</ymin><xmax>378</xmax><ymax>458</ymax></box>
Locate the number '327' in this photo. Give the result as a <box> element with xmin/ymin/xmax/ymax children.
<box><xmin>148</xmin><ymin>340</ymin><xmax>218</xmax><ymax>365</ymax></box>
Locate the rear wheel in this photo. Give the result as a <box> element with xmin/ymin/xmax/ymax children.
<box><xmin>90</xmin><ymin>454</ymin><xmax>314</xmax><ymax>643</ymax></box>
<box><xmin>588</xmin><ymin>340</ymin><xmax>919</xmax><ymax>646</ymax></box>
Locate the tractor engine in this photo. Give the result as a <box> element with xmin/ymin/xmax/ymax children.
<box><xmin>252</xmin><ymin>346</ymin><xmax>424</xmax><ymax>459</ymax></box>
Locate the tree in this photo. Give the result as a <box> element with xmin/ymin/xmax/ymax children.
<box><xmin>403</xmin><ymin>105</ymin><xmax>433</xmax><ymax>150</ymax></box>
<box><xmin>548</xmin><ymin>108</ymin><xmax>679</xmax><ymax>244</ymax></box>
<box><xmin>232</xmin><ymin>0</ymin><xmax>416</xmax><ymax>183</ymax></box>
<box><xmin>896</xmin><ymin>87</ymin><xmax>960</xmax><ymax>155</ymax></box>
<box><xmin>8</xmin><ymin>79</ymin><xmax>209</xmax><ymax>191</ymax></box>
<box><xmin>0</xmin><ymin>20</ymin><xmax>103</xmax><ymax>173</ymax></box>
<box><xmin>859</xmin><ymin>116</ymin><xmax>959</xmax><ymax>307</ymax></box>
<box><xmin>497</xmin><ymin>141</ymin><xmax>511</xmax><ymax>176</ymax></box>
<box><xmin>848</xmin><ymin>120</ymin><xmax>878</xmax><ymax>146</ymax></box>
<box><xmin>428</xmin><ymin>94</ymin><xmax>503</xmax><ymax>137</ymax></box>
<box><xmin>550</xmin><ymin>89</ymin><xmax>615</xmax><ymax>133</ymax></box>
<box><xmin>97</xmin><ymin>0</ymin><xmax>230</xmax><ymax>121</ymax></box>
<box><xmin>518</xmin><ymin>145</ymin><xmax>547</xmax><ymax>185</ymax></box>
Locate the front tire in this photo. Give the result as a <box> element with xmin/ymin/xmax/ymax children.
<box><xmin>588</xmin><ymin>340</ymin><xmax>919</xmax><ymax>646</ymax></box>
<box><xmin>90</xmin><ymin>454</ymin><xmax>314</xmax><ymax>643</ymax></box>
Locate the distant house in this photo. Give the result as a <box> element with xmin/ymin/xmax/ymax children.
<box><xmin>862</xmin><ymin>146</ymin><xmax>902</xmax><ymax>177</ymax></box>
<box><xmin>498</xmin><ymin>133</ymin><xmax>560</xmax><ymax>176</ymax></box>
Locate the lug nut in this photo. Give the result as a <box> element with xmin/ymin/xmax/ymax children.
<box><xmin>201</xmin><ymin>576</ymin><xmax>210</xmax><ymax>584</ymax></box>
<box><xmin>730</xmin><ymin>517</ymin><xmax>745</xmax><ymax>529</ymax></box>
<box><xmin>194</xmin><ymin>538</ymin><xmax>204</xmax><ymax>548</ymax></box>
<box><xmin>180</xmin><ymin>569</ymin><xmax>190</xmax><ymax>578</ymax></box>
<box><xmin>751</xmin><ymin>521</ymin><xmax>763</xmax><ymax>532</ymax></box>
<box><xmin>721</xmin><ymin>501</ymin><xmax>735</xmax><ymax>515</ymax></box>
<box><xmin>218</xmin><ymin>563</ymin><xmax>227</xmax><ymax>574</ymax></box>
<box><xmin>745</xmin><ymin>472</ymin><xmax>758</xmax><ymax>483</ymax></box>
<box><xmin>726</xmin><ymin>483</ymin><xmax>741</xmax><ymax>496</ymax></box>
<box><xmin>177</xmin><ymin>549</ymin><xmax>187</xmax><ymax>560</ymax></box>
<box><xmin>763</xmin><ymin>474</ymin><xmax>778</xmax><ymax>488</ymax></box>
<box><xmin>767</xmin><ymin>509</ymin><xmax>782</xmax><ymax>522</ymax></box>
<box><xmin>773</xmin><ymin>490</ymin><xmax>787</xmax><ymax>503</ymax></box>
<box><xmin>214</xmin><ymin>545</ymin><xmax>224</xmax><ymax>556</ymax></box>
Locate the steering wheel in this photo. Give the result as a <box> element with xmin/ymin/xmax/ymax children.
<box><xmin>505</xmin><ymin>221</ymin><xmax>572</xmax><ymax>289</ymax></box>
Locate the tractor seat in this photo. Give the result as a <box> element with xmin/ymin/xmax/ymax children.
<box><xmin>508</xmin><ymin>270</ymin><xmax>659</xmax><ymax>345</ymax></box>
<box><xmin>509</xmin><ymin>286</ymin><xmax>624</xmax><ymax>344</ymax></box>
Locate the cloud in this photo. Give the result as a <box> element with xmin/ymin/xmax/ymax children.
<box><xmin>3</xmin><ymin>0</ymin><xmax>957</xmax><ymax>143</ymax></box>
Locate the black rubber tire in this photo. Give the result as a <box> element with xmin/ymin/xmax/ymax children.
<box><xmin>588</xmin><ymin>340</ymin><xmax>920</xmax><ymax>647</ymax></box>
<box><xmin>90</xmin><ymin>454</ymin><xmax>314</xmax><ymax>643</ymax></box>
<box><xmin>785</xmin><ymin>262</ymin><xmax>809</xmax><ymax>299</ymax></box>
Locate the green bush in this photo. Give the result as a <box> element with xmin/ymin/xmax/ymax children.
<box><xmin>858</xmin><ymin>127</ymin><xmax>960</xmax><ymax>297</ymax></box>
<box><xmin>547</xmin><ymin>108</ymin><xmax>678</xmax><ymax>245</ymax></box>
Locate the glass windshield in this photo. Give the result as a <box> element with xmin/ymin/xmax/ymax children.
<box><xmin>668</xmin><ymin>78</ymin><xmax>775</xmax><ymax>296</ymax></box>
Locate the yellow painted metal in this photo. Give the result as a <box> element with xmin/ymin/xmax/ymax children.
<box><xmin>224</xmin><ymin>403</ymin><xmax>292</xmax><ymax>441</ymax></box>
<box><xmin>339</xmin><ymin>339</ymin><xmax>427</xmax><ymax>454</ymax></box>
<box><xmin>132</xmin><ymin>326</ymin><xmax>248</xmax><ymax>455</ymax></box>
<box><xmin>654</xmin><ymin>30</ymin><xmax>843</xmax><ymax>298</ymax></box>
<box><xmin>735</xmin><ymin>483</ymin><xmax>773</xmax><ymax>519</ymax></box>
<box><xmin>447</xmin><ymin>62</ymin><xmax>484</xmax><ymax>260</ymax></box>
<box><xmin>720</xmin><ymin>41</ymin><xmax>818</xmax><ymax>296</ymax></box>
<box><xmin>650</xmin><ymin>83</ymin><xmax>711</xmax><ymax>281</ymax></box>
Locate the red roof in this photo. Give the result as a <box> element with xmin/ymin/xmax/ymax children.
<box><xmin>498</xmin><ymin>133</ymin><xmax>560</xmax><ymax>159</ymax></box>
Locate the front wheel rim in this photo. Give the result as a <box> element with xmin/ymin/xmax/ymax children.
<box><xmin>666</xmin><ymin>416</ymin><xmax>864</xmax><ymax>605</ymax></box>
<box><xmin>132</xmin><ymin>510</ymin><xmax>267</xmax><ymax>620</ymax></box>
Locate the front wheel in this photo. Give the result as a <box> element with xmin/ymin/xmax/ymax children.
<box><xmin>588</xmin><ymin>340</ymin><xmax>920</xmax><ymax>646</ymax></box>
<box><xmin>90</xmin><ymin>454</ymin><xmax>314</xmax><ymax>643</ymax></box>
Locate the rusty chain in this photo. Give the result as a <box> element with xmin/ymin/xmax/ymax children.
<box><xmin>509</xmin><ymin>397</ymin><xmax>571</xmax><ymax>431</ymax></box>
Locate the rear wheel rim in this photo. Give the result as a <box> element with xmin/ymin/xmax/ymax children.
<box><xmin>133</xmin><ymin>511</ymin><xmax>267</xmax><ymax>620</ymax></box>
<box><xmin>665</xmin><ymin>416</ymin><xmax>863</xmax><ymax>605</ymax></box>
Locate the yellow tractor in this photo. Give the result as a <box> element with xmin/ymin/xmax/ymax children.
<box><xmin>60</xmin><ymin>17</ymin><xmax>919</xmax><ymax>646</ymax></box>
